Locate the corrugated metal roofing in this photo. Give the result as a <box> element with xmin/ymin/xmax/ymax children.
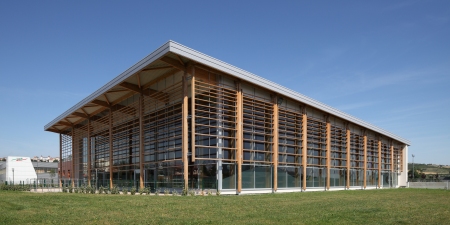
<box><xmin>44</xmin><ymin>40</ymin><xmax>410</xmax><ymax>145</ymax></box>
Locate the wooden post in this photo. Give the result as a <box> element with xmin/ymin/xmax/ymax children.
<box><xmin>139</xmin><ymin>94</ymin><xmax>144</xmax><ymax>190</ymax></box>
<box><xmin>59</xmin><ymin>133</ymin><xmax>62</xmax><ymax>188</ymax></box>
<box><xmin>191</xmin><ymin>67</ymin><xmax>196</xmax><ymax>162</ymax></box>
<box><xmin>87</xmin><ymin>119</ymin><xmax>91</xmax><ymax>186</ymax></box>
<box><xmin>302</xmin><ymin>108</ymin><xmax>307</xmax><ymax>191</ymax></box>
<box><xmin>378</xmin><ymin>138</ymin><xmax>382</xmax><ymax>188</ymax></box>
<box><xmin>182</xmin><ymin>72</ymin><xmax>189</xmax><ymax>191</ymax></box>
<box><xmin>236</xmin><ymin>82</ymin><xmax>243</xmax><ymax>194</ymax></box>
<box><xmin>109</xmin><ymin>108</ymin><xmax>113</xmax><ymax>189</ymax></box>
<box><xmin>71</xmin><ymin>127</ymin><xmax>75</xmax><ymax>187</ymax></box>
<box><xmin>346</xmin><ymin>125</ymin><xmax>350</xmax><ymax>189</ymax></box>
<box><xmin>390</xmin><ymin>143</ymin><xmax>394</xmax><ymax>172</ymax></box>
<box><xmin>273</xmin><ymin>96</ymin><xmax>279</xmax><ymax>192</ymax></box>
<box><xmin>363</xmin><ymin>132</ymin><xmax>367</xmax><ymax>189</ymax></box>
<box><xmin>326</xmin><ymin>117</ymin><xmax>331</xmax><ymax>190</ymax></box>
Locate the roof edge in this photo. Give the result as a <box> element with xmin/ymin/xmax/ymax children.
<box><xmin>44</xmin><ymin>41</ymin><xmax>172</xmax><ymax>131</ymax></box>
<box><xmin>168</xmin><ymin>41</ymin><xmax>411</xmax><ymax>145</ymax></box>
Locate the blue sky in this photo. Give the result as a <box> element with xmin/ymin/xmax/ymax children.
<box><xmin>0</xmin><ymin>1</ymin><xmax>449</xmax><ymax>164</ymax></box>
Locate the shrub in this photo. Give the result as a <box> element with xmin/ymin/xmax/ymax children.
<box><xmin>164</xmin><ymin>188</ymin><xmax>170</xmax><ymax>196</ymax></box>
<box><xmin>122</xmin><ymin>186</ymin><xmax>128</xmax><ymax>195</ymax></box>
<box><xmin>216</xmin><ymin>190</ymin><xmax>221</xmax><ymax>196</ymax></box>
<box><xmin>68</xmin><ymin>186</ymin><xmax>73</xmax><ymax>193</ymax></box>
<box><xmin>139</xmin><ymin>187</ymin><xmax>145</xmax><ymax>195</ymax></box>
<box><xmin>131</xmin><ymin>186</ymin><xmax>136</xmax><ymax>195</ymax></box>
<box><xmin>172</xmin><ymin>189</ymin><xmax>178</xmax><ymax>196</ymax></box>
<box><xmin>207</xmin><ymin>189</ymin><xmax>212</xmax><ymax>196</ymax></box>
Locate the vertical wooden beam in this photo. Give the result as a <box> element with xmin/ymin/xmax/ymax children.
<box><xmin>59</xmin><ymin>133</ymin><xmax>62</xmax><ymax>188</ymax></box>
<box><xmin>390</xmin><ymin>142</ymin><xmax>394</xmax><ymax>172</ymax></box>
<box><xmin>326</xmin><ymin>117</ymin><xmax>331</xmax><ymax>190</ymax></box>
<box><xmin>191</xmin><ymin>67</ymin><xmax>196</xmax><ymax>162</ymax></box>
<box><xmin>139</xmin><ymin>94</ymin><xmax>144</xmax><ymax>190</ymax></box>
<box><xmin>302</xmin><ymin>108</ymin><xmax>307</xmax><ymax>191</ymax></box>
<box><xmin>378</xmin><ymin>138</ymin><xmax>382</xmax><ymax>188</ymax></box>
<box><xmin>363</xmin><ymin>132</ymin><xmax>367</xmax><ymax>189</ymax></box>
<box><xmin>182</xmin><ymin>72</ymin><xmax>189</xmax><ymax>191</ymax></box>
<box><xmin>273</xmin><ymin>96</ymin><xmax>279</xmax><ymax>192</ymax></box>
<box><xmin>109</xmin><ymin>108</ymin><xmax>113</xmax><ymax>189</ymax></box>
<box><xmin>346</xmin><ymin>125</ymin><xmax>351</xmax><ymax>189</ymax></box>
<box><xmin>236</xmin><ymin>81</ymin><xmax>243</xmax><ymax>194</ymax></box>
<box><xmin>71</xmin><ymin>127</ymin><xmax>75</xmax><ymax>187</ymax></box>
<box><xmin>87</xmin><ymin>119</ymin><xmax>91</xmax><ymax>186</ymax></box>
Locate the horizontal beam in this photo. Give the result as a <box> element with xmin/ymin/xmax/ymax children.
<box><xmin>160</xmin><ymin>56</ymin><xmax>185</xmax><ymax>71</ymax></box>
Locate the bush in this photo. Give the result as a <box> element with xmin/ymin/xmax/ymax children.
<box><xmin>139</xmin><ymin>187</ymin><xmax>145</xmax><ymax>195</ymax></box>
<box><xmin>122</xmin><ymin>186</ymin><xmax>128</xmax><ymax>195</ymax></box>
<box><xmin>164</xmin><ymin>188</ymin><xmax>170</xmax><ymax>196</ymax></box>
<box><xmin>131</xmin><ymin>186</ymin><xmax>136</xmax><ymax>195</ymax></box>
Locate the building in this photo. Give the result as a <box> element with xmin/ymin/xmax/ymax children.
<box><xmin>0</xmin><ymin>156</ymin><xmax>37</xmax><ymax>185</ymax></box>
<box><xmin>44</xmin><ymin>41</ymin><xmax>410</xmax><ymax>193</ymax></box>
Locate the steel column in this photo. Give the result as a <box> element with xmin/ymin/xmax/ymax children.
<box><xmin>378</xmin><ymin>138</ymin><xmax>382</xmax><ymax>188</ymax></box>
<box><xmin>59</xmin><ymin>133</ymin><xmax>62</xmax><ymax>188</ymax></box>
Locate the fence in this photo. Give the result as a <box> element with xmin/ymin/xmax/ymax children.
<box><xmin>408</xmin><ymin>181</ymin><xmax>449</xmax><ymax>190</ymax></box>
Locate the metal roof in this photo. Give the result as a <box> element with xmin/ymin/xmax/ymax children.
<box><xmin>45</xmin><ymin>40</ymin><xmax>410</xmax><ymax>145</ymax></box>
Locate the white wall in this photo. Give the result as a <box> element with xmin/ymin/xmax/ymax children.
<box><xmin>6</xmin><ymin>156</ymin><xmax>37</xmax><ymax>184</ymax></box>
<box><xmin>398</xmin><ymin>146</ymin><xmax>408</xmax><ymax>187</ymax></box>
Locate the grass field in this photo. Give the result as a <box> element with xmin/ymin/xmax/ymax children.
<box><xmin>1</xmin><ymin>189</ymin><xmax>449</xmax><ymax>224</ymax></box>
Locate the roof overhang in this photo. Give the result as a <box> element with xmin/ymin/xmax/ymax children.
<box><xmin>45</xmin><ymin>40</ymin><xmax>410</xmax><ymax>145</ymax></box>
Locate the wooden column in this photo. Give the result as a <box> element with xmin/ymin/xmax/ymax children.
<box><xmin>182</xmin><ymin>72</ymin><xmax>189</xmax><ymax>191</ymax></box>
<box><xmin>87</xmin><ymin>119</ymin><xmax>91</xmax><ymax>186</ymax></box>
<box><xmin>363</xmin><ymin>133</ymin><xmax>367</xmax><ymax>189</ymax></box>
<box><xmin>301</xmin><ymin>109</ymin><xmax>307</xmax><ymax>191</ymax></box>
<box><xmin>71</xmin><ymin>127</ymin><xmax>75</xmax><ymax>187</ymax></box>
<box><xmin>109</xmin><ymin>108</ymin><xmax>113</xmax><ymax>189</ymax></box>
<box><xmin>59</xmin><ymin>133</ymin><xmax>62</xmax><ymax>188</ymax></box>
<box><xmin>378</xmin><ymin>138</ymin><xmax>382</xmax><ymax>188</ymax></box>
<box><xmin>390</xmin><ymin>143</ymin><xmax>394</xmax><ymax>172</ymax></box>
<box><xmin>139</xmin><ymin>94</ymin><xmax>144</xmax><ymax>190</ymax></box>
<box><xmin>236</xmin><ymin>81</ymin><xmax>243</xmax><ymax>194</ymax></box>
<box><xmin>346</xmin><ymin>125</ymin><xmax>351</xmax><ymax>189</ymax></box>
<box><xmin>191</xmin><ymin>67</ymin><xmax>196</xmax><ymax>162</ymax></box>
<box><xmin>272</xmin><ymin>97</ymin><xmax>279</xmax><ymax>192</ymax></box>
<box><xmin>326</xmin><ymin>118</ymin><xmax>331</xmax><ymax>190</ymax></box>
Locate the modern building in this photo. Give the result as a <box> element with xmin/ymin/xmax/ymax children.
<box><xmin>44</xmin><ymin>41</ymin><xmax>410</xmax><ymax>194</ymax></box>
<box><xmin>0</xmin><ymin>156</ymin><xmax>37</xmax><ymax>185</ymax></box>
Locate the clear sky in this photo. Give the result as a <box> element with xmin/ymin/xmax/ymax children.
<box><xmin>0</xmin><ymin>1</ymin><xmax>449</xmax><ymax>165</ymax></box>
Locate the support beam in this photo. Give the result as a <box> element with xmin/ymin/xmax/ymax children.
<box><xmin>72</xmin><ymin>112</ymin><xmax>89</xmax><ymax>119</ymax></box>
<box><xmin>92</xmin><ymin>99</ymin><xmax>110</xmax><ymax>108</ymax></box>
<box><xmin>59</xmin><ymin>133</ymin><xmax>62</xmax><ymax>188</ymax></box>
<box><xmin>326</xmin><ymin>117</ymin><xmax>331</xmax><ymax>190</ymax></box>
<box><xmin>346</xmin><ymin>125</ymin><xmax>351</xmax><ymax>189</ymax></box>
<box><xmin>139</xmin><ymin>94</ymin><xmax>144</xmax><ymax>190</ymax></box>
<box><xmin>191</xmin><ymin>68</ymin><xmax>196</xmax><ymax>162</ymax></box>
<box><xmin>87</xmin><ymin>119</ymin><xmax>91</xmax><ymax>186</ymax></box>
<box><xmin>363</xmin><ymin>132</ymin><xmax>367</xmax><ymax>189</ymax></box>
<box><xmin>378</xmin><ymin>138</ymin><xmax>382</xmax><ymax>188</ymax></box>
<box><xmin>273</xmin><ymin>96</ymin><xmax>279</xmax><ymax>192</ymax></box>
<box><xmin>236</xmin><ymin>81</ymin><xmax>243</xmax><ymax>194</ymax></box>
<box><xmin>390</xmin><ymin>142</ymin><xmax>394</xmax><ymax>173</ymax></box>
<box><xmin>182</xmin><ymin>72</ymin><xmax>189</xmax><ymax>191</ymax></box>
<box><xmin>71</xmin><ymin>127</ymin><xmax>75</xmax><ymax>188</ymax></box>
<box><xmin>109</xmin><ymin>109</ymin><xmax>113</xmax><ymax>189</ymax></box>
<box><xmin>119</xmin><ymin>82</ymin><xmax>169</xmax><ymax>102</ymax></box>
<box><xmin>160</xmin><ymin>56</ymin><xmax>186</xmax><ymax>71</ymax></box>
<box><xmin>302</xmin><ymin>108</ymin><xmax>307</xmax><ymax>191</ymax></box>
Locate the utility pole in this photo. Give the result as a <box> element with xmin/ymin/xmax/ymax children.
<box><xmin>12</xmin><ymin>168</ymin><xmax>15</xmax><ymax>185</ymax></box>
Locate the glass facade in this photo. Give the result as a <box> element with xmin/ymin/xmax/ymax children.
<box><xmin>56</xmin><ymin>59</ymin><xmax>406</xmax><ymax>192</ymax></box>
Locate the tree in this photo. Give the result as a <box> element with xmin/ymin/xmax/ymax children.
<box><xmin>408</xmin><ymin>169</ymin><xmax>420</xmax><ymax>179</ymax></box>
<box><xmin>53</xmin><ymin>159</ymin><xmax>59</xmax><ymax>162</ymax></box>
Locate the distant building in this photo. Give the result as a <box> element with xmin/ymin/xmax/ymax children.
<box><xmin>0</xmin><ymin>156</ymin><xmax>37</xmax><ymax>185</ymax></box>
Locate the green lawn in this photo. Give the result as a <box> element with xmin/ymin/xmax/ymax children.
<box><xmin>0</xmin><ymin>189</ymin><xmax>449</xmax><ymax>224</ymax></box>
